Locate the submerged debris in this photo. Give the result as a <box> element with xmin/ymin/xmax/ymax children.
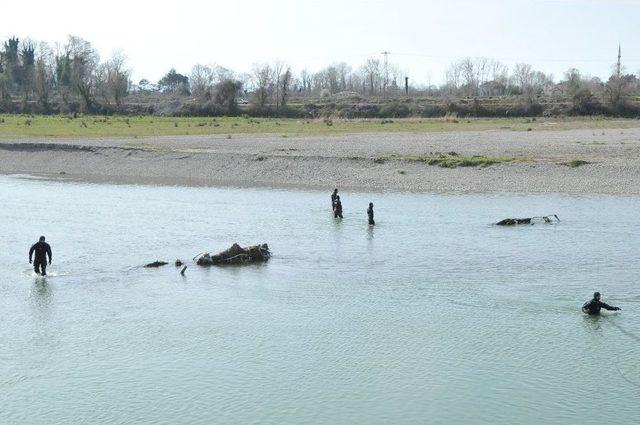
<box><xmin>196</xmin><ymin>243</ymin><xmax>271</xmax><ymax>266</ymax></box>
<box><xmin>496</xmin><ymin>215</ymin><xmax>560</xmax><ymax>226</ymax></box>
<box><xmin>144</xmin><ymin>261</ymin><xmax>169</xmax><ymax>268</ymax></box>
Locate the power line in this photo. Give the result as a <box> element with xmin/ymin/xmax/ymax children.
<box><xmin>391</xmin><ymin>51</ymin><xmax>640</xmax><ymax>63</ymax></box>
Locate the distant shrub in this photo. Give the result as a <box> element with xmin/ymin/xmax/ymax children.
<box><xmin>336</xmin><ymin>103</ymin><xmax>380</xmax><ymax>118</ymax></box>
<box><xmin>378</xmin><ymin>103</ymin><xmax>410</xmax><ymax>118</ymax></box>
<box><xmin>571</xmin><ymin>88</ymin><xmax>604</xmax><ymax>115</ymax></box>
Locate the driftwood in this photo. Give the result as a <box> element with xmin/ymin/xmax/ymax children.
<box><xmin>496</xmin><ymin>215</ymin><xmax>560</xmax><ymax>226</ymax></box>
<box><xmin>196</xmin><ymin>243</ymin><xmax>271</xmax><ymax>266</ymax></box>
<box><xmin>144</xmin><ymin>261</ymin><xmax>169</xmax><ymax>268</ymax></box>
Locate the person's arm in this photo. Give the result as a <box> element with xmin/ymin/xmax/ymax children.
<box><xmin>29</xmin><ymin>244</ymin><xmax>35</xmax><ymax>263</ymax></box>
<box><xmin>600</xmin><ymin>302</ymin><xmax>621</xmax><ymax>311</ymax></box>
<box><xmin>46</xmin><ymin>244</ymin><xmax>52</xmax><ymax>264</ymax></box>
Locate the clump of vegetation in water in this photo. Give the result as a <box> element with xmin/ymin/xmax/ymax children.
<box><xmin>561</xmin><ymin>159</ymin><xmax>591</xmax><ymax>167</ymax></box>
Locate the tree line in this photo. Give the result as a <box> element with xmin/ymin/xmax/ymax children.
<box><xmin>1</xmin><ymin>35</ymin><xmax>639</xmax><ymax>117</ymax></box>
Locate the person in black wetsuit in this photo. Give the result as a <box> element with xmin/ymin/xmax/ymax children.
<box><xmin>331</xmin><ymin>189</ymin><xmax>338</xmax><ymax>209</ymax></box>
<box><xmin>367</xmin><ymin>202</ymin><xmax>375</xmax><ymax>225</ymax></box>
<box><xmin>582</xmin><ymin>292</ymin><xmax>621</xmax><ymax>315</ymax></box>
<box><xmin>29</xmin><ymin>236</ymin><xmax>52</xmax><ymax>276</ymax></box>
<box><xmin>334</xmin><ymin>196</ymin><xmax>343</xmax><ymax>219</ymax></box>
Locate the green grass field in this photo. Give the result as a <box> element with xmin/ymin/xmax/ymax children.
<box><xmin>0</xmin><ymin>114</ymin><xmax>638</xmax><ymax>138</ymax></box>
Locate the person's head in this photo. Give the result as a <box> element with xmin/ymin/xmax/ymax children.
<box><xmin>39</xmin><ymin>236</ymin><xmax>45</xmax><ymax>242</ymax></box>
<box><xmin>333</xmin><ymin>189</ymin><xmax>338</xmax><ymax>194</ymax></box>
<box><xmin>369</xmin><ymin>202</ymin><xmax>373</xmax><ymax>208</ymax></box>
<box><xmin>594</xmin><ymin>292</ymin><xmax>601</xmax><ymax>300</ymax></box>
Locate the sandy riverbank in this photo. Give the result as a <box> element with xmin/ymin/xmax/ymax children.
<box><xmin>1</xmin><ymin>127</ymin><xmax>640</xmax><ymax>194</ymax></box>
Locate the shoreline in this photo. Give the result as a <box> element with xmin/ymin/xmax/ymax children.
<box><xmin>2</xmin><ymin>127</ymin><xmax>640</xmax><ymax>195</ymax></box>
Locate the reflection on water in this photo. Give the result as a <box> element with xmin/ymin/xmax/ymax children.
<box><xmin>366</xmin><ymin>224</ymin><xmax>374</xmax><ymax>240</ymax></box>
<box><xmin>1</xmin><ymin>175</ymin><xmax>640</xmax><ymax>425</ymax></box>
<box><xmin>29</xmin><ymin>278</ymin><xmax>53</xmax><ymax>310</ymax></box>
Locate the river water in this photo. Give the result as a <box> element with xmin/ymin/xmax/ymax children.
<box><xmin>1</xmin><ymin>175</ymin><xmax>639</xmax><ymax>424</ymax></box>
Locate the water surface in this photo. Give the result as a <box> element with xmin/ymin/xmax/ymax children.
<box><xmin>1</xmin><ymin>176</ymin><xmax>639</xmax><ymax>424</ymax></box>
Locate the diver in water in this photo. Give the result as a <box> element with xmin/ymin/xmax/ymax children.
<box><xmin>29</xmin><ymin>236</ymin><xmax>52</xmax><ymax>276</ymax></box>
<box><xmin>582</xmin><ymin>292</ymin><xmax>621</xmax><ymax>315</ymax></box>
<box><xmin>334</xmin><ymin>196</ymin><xmax>343</xmax><ymax>219</ymax></box>
<box><xmin>367</xmin><ymin>202</ymin><xmax>375</xmax><ymax>225</ymax></box>
<box><xmin>331</xmin><ymin>189</ymin><xmax>339</xmax><ymax>209</ymax></box>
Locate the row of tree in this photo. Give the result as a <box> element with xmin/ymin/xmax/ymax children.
<box><xmin>0</xmin><ymin>36</ymin><xmax>130</xmax><ymax>112</ymax></box>
<box><xmin>1</xmin><ymin>35</ymin><xmax>638</xmax><ymax>115</ymax></box>
<box><xmin>440</xmin><ymin>56</ymin><xmax>639</xmax><ymax>113</ymax></box>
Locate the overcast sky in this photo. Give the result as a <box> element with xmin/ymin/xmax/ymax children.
<box><xmin>1</xmin><ymin>0</ymin><xmax>638</xmax><ymax>85</ymax></box>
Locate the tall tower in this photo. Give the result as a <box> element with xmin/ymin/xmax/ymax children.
<box><xmin>381</xmin><ymin>51</ymin><xmax>390</xmax><ymax>98</ymax></box>
<box><xmin>616</xmin><ymin>44</ymin><xmax>622</xmax><ymax>78</ymax></box>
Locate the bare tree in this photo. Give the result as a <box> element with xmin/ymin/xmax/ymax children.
<box><xmin>212</xmin><ymin>65</ymin><xmax>235</xmax><ymax>83</ymax></box>
<box><xmin>251</xmin><ymin>63</ymin><xmax>272</xmax><ymax>110</ymax></box>
<box><xmin>272</xmin><ymin>61</ymin><xmax>286</xmax><ymax>110</ymax></box>
<box><xmin>105</xmin><ymin>51</ymin><xmax>130</xmax><ymax>108</ymax></box>
<box><xmin>280</xmin><ymin>67</ymin><xmax>291</xmax><ymax>108</ymax></box>
<box><xmin>34</xmin><ymin>43</ymin><xmax>54</xmax><ymax>110</ymax></box>
<box><xmin>20</xmin><ymin>40</ymin><xmax>36</xmax><ymax>104</ymax></box>
<box><xmin>66</xmin><ymin>36</ymin><xmax>99</xmax><ymax>111</ymax></box>
<box><xmin>444</xmin><ymin>62</ymin><xmax>462</xmax><ymax>94</ymax></box>
<box><xmin>512</xmin><ymin>63</ymin><xmax>534</xmax><ymax>95</ymax></box>
<box><xmin>362</xmin><ymin>58</ymin><xmax>381</xmax><ymax>96</ymax></box>
<box><xmin>190</xmin><ymin>64</ymin><xmax>214</xmax><ymax>100</ymax></box>
<box><xmin>300</xmin><ymin>69</ymin><xmax>311</xmax><ymax>94</ymax></box>
<box><xmin>563</xmin><ymin>68</ymin><xmax>583</xmax><ymax>97</ymax></box>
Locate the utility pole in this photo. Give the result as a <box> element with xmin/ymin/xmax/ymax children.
<box><xmin>616</xmin><ymin>44</ymin><xmax>622</xmax><ymax>79</ymax></box>
<box><xmin>381</xmin><ymin>51</ymin><xmax>390</xmax><ymax>99</ymax></box>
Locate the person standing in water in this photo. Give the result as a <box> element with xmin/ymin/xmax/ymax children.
<box><xmin>334</xmin><ymin>196</ymin><xmax>343</xmax><ymax>219</ymax></box>
<box><xmin>29</xmin><ymin>236</ymin><xmax>52</xmax><ymax>276</ymax></box>
<box><xmin>582</xmin><ymin>292</ymin><xmax>621</xmax><ymax>315</ymax></box>
<box><xmin>367</xmin><ymin>202</ymin><xmax>375</xmax><ymax>225</ymax></box>
<box><xmin>331</xmin><ymin>189</ymin><xmax>338</xmax><ymax>209</ymax></box>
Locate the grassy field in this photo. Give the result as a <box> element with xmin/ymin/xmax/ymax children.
<box><xmin>0</xmin><ymin>114</ymin><xmax>638</xmax><ymax>138</ymax></box>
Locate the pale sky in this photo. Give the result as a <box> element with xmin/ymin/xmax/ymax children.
<box><xmin>1</xmin><ymin>0</ymin><xmax>638</xmax><ymax>85</ymax></box>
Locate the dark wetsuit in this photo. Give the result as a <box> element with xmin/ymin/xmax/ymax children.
<box><xmin>29</xmin><ymin>241</ymin><xmax>52</xmax><ymax>275</ymax></box>
<box><xmin>582</xmin><ymin>298</ymin><xmax>620</xmax><ymax>315</ymax></box>
<box><xmin>367</xmin><ymin>206</ymin><xmax>375</xmax><ymax>225</ymax></box>
<box><xmin>334</xmin><ymin>200</ymin><xmax>343</xmax><ymax>219</ymax></box>
<box><xmin>331</xmin><ymin>192</ymin><xmax>338</xmax><ymax>209</ymax></box>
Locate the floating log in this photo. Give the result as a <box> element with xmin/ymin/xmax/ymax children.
<box><xmin>195</xmin><ymin>243</ymin><xmax>271</xmax><ymax>266</ymax></box>
<box><xmin>496</xmin><ymin>215</ymin><xmax>560</xmax><ymax>226</ymax></box>
<box><xmin>144</xmin><ymin>261</ymin><xmax>169</xmax><ymax>268</ymax></box>
<box><xmin>496</xmin><ymin>218</ymin><xmax>532</xmax><ymax>226</ymax></box>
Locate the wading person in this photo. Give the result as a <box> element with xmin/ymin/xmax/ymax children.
<box><xmin>29</xmin><ymin>236</ymin><xmax>52</xmax><ymax>276</ymax></box>
<box><xmin>334</xmin><ymin>196</ymin><xmax>343</xmax><ymax>219</ymax></box>
<box><xmin>367</xmin><ymin>202</ymin><xmax>375</xmax><ymax>226</ymax></box>
<box><xmin>331</xmin><ymin>189</ymin><xmax>338</xmax><ymax>209</ymax></box>
<box><xmin>582</xmin><ymin>292</ymin><xmax>621</xmax><ymax>315</ymax></box>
